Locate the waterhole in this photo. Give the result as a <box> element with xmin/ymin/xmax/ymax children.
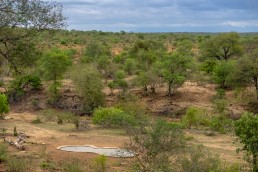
<box><xmin>57</xmin><ymin>145</ymin><xmax>135</xmax><ymax>158</ymax></box>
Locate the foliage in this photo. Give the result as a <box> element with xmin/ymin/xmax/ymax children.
<box><xmin>213</xmin><ymin>98</ymin><xmax>228</xmax><ymax>114</ymax></box>
<box><xmin>234</xmin><ymin>112</ymin><xmax>258</xmax><ymax>171</ymax></box>
<box><xmin>39</xmin><ymin>49</ymin><xmax>72</xmax><ymax>82</ymax></box>
<box><xmin>179</xmin><ymin>145</ymin><xmax>221</xmax><ymax>172</ymax></box>
<box><xmin>182</xmin><ymin>107</ymin><xmax>202</xmax><ymax>129</ymax></box>
<box><xmin>123</xmin><ymin>58</ymin><xmax>136</xmax><ymax>75</ymax></box>
<box><xmin>63</xmin><ymin>159</ymin><xmax>84</xmax><ymax>172</ymax></box>
<box><xmin>233</xmin><ymin>49</ymin><xmax>258</xmax><ymax>100</ymax></box>
<box><xmin>0</xmin><ymin>143</ymin><xmax>8</xmax><ymax>163</ymax></box>
<box><xmin>201</xmin><ymin>32</ymin><xmax>242</xmax><ymax>61</ymax></box>
<box><xmin>38</xmin><ymin>48</ymin><xmax>72</xmax><ymax>103</ymax></box>
<box><xmin>210</xmin><ymin>114</ymin><xmax>233</xmax><ymax>134</ymax></box>
<box><xmin>93</xmin><ymin>107</ymin><xmax>136</xmax><ymax>128</ymax></box>
<box><xmin>72</xmin><ymin>65</ymin><xmax>104</xmax><ymax>114</ymax></box>
<box><xmin>83</xmin><ymin>42</ymin><xmax>111</xmax><ymax>62</ymax></box>
<box><xmin>160</xmin><ymin>52</ymin><xmax>192</xmax><ymax>96</ymax></box>
<box><xmin>0</xmin><ymin>0</ymin><xmax>66</xmax><ymax>74</ymax></box>
<box><xmin>213</xmin><ymin>61</ymin><xmax>234</xmax><ymax>88</ymax></box>
<box><xmin>93</xmin><ymin>155</ymin><xmax>107</xmax><ymax>172</ymax></box>
<box><xmin>7</xmin><ymin>75</ymin><xmax>41</xmax><ymax>102</ymax></box>
<box><xmin>0</xmin><ymin>94</ymin><xmax>9</xmax><ymax>119</ymax></box>
<box><xmin>127</xmin><ymin>120</ymin><xmax>185</xmax><ymax>171</ymax></box>
<box><xmin>178</xmin><ymin>144</ymin><xmax>242</xmax><ymax>172</ymax></box>
<box><xmin>31</xmin><ymin>116</ymin><xmax>42</xmax><ymax>124</ymax></box>
<box><xmin>7</xmin><ymin>156</ymin><xmax>27</xmax><ymax>172</ymax></box>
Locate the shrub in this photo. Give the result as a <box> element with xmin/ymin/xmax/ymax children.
<box><xmin>179</xmin><ymin>145</ymin><xmax>224</xmax><ymax>172</ymax></box>
<box><xmin>213</xmin><ymin>98</ymin><xmax>228</xmax><ymax>114</ymax></box>
<box><xmin>31</xmin><ymin>116</ymin><xmax>42</xmax><ymax>124</ymax></box>
<box><xmin>0</xmin><ymin>143</ymin><xmax>8</xmax><ymax>163</ymax></box>
<box><xmin>7</xmin><ymin>157</ymin><xmax>27</xmax><ymax>172</ymax></box>
<box><xmin>182</xmin><ymin>107</ymin><xmax>202</xmax><ymax>129</ymax></box>
<box><xmin>7</xmin><ymin>75</ymin><xmax>41</xmax><ymax>102</ymax></box>
<box><xmin>0</xmin><ymin>94</ymin><xmax>9</xmax><ymax>119</ymax></box>
<box><xmin>209</xmin><ymin>114</ymin><xmax>233</xmax><ymax>134</ymax></box>
<box><xmin>71</xmin><ymin>65</ymin><xmax>105</xmax><ymax>114</ymax></box>
<box><xmin>93</xmin><ymin>155</ymin><xmax>107</xmax><ymax>172</ymax></box>
<box><xmin>63</xmin><ymin>159</ymin><xmax>84</xmax><ymax>172</ymax></box>
<box><xmin>92</xmin><ymin>107</ymin><xmax>136</xmax><ymax>128</ymax></box>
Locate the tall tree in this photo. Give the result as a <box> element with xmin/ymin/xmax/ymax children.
<box><xmin>201</xmin><ymin>32</ymin><xmax>242</xmax><ymax>61</ymax></box>
<box><xmin>0</xmin><ymin>0</ymin><xmax>66</xmax><ymax>74</ymax></box>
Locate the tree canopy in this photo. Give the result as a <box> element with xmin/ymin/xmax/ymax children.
<box><xmin>201</xmin><ymin>32</ymin><xmax>242</xmax><ymax>61</ymax></box>
<box><xmin>0</xmin><ymin>0</ymin><xmax>66</xmax><ymax>74</ymax></box>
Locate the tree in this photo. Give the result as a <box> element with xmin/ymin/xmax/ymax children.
<box><xmin>235</xmin><ymin>112</ymin><xmax>258</xmax><ymax>172</ymax></box>
<box><xmin>0</xmin><ymin>94</ymin><xmax>9</xmax><ymax>119</ymax></box>
<box><xmin>161</xmin><ymin>53</ymin><xmax>192</xmax><ymax>96</ymax></box>
<box><xmin>201</xmin><ymin>32</ymin><xmax>242</xmax><ymax>61</ymax></box>
<box><xmin>213</xmin><ymin>60</ymin><xmax>234</xmax><ymax>88</ymax></box>
<box><xmin>38</xmin><ymin>49</ymin><xmax>72</xmax><ymax>103</ymax></box>
<box><xmin>233</xmin><ymin>49</ymin><xmax>258</xmax><ymax>100</ymax></box>
<box><xmin>127</xmin><ymin>120</ymin><xmax>185</xmax><ymax>171</ymax></box>
<box><xmin>0</xmin><ymin>0</ymin><xmax>66</xmax><ymax>74</ymax></box>
<box><xmin>72</xmin><ymin>65</ymin><xmax>105</xmax><ymax>114</ymax></box>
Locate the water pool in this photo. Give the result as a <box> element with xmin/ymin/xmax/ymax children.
<box><xmin>57</xmin><ymin>145</ymin><xmax>135</xmax><ymax>158</ymax></box>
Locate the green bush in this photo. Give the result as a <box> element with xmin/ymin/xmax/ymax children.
<box><xmin>93</xmin><ymin>107</ymin><xmax>136</xmax><ymax>128</ymax></box>
<box><xmin>7</xmin><ymin>75</ymin><xmax>41</xmax><ymax>102</ymax></box>
<box><xmin>0</xmin><ymin>143</ymin><xmax>8</xmax><ymax>163</ymax></box>
<box><xmin>93</xmin><ymin>155</ymin><xmax>107</xmax><ymax>172</ymax></box>
<box><xmin>182</xmin><ymin>107</ymin><xmax>202</xmax><ymax>129</ymax></box>
<box><xmin>209</xmin><ymin>114</ymin><xmax>233</xmax><ymax>134</ymax></box>
<box><xmin>0</xmin><ymin>94</ymin><xmax>9</xmax><ymax>119</ymax></box>
<box><xmin>63</xmin><ymin>159</ymin><xmax>84</xmax><ymax>172</ymax></box>
<box><xmin>213</xmin><ymin>98</ymin><xmax>228</xmax><ymax>114</ymax></box>
<box><xmin>7</xmin><ymin>157</ymin><xmax>27</xmax><ymax>172</ymax></box>
<box><xmin>179</xmin><ymin>144</ymin><xmax>240</xmax><ymax>172</ymax></box>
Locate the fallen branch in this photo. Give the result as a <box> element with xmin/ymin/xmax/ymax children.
<box><xmin>4</xmin><ymin>133</ymin><xmax>26</xmax><ymax>150</ymax></box>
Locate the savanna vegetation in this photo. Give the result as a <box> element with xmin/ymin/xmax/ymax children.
<box><xmin>0</xmin><ymin>0</ymin><xmax>258</xmax><ymax>171</ymax></box>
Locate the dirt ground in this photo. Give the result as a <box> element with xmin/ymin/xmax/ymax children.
<box><xmin>0</xmin><ymin>81</ymin><xmax>248</xmax><ymax>171</ymax></box>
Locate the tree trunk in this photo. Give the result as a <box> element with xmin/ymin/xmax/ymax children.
<box><xmin>168</xmin><ymin>82</ymin><xmax>172</xmax><ymax>97</ymax></box>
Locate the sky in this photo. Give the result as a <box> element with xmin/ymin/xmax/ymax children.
<box><xmin>54</xmin><ymin>0</ymin><xmax>258</xmax><ymax>32</ymax></box>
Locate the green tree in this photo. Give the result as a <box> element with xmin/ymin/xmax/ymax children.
<box><xmin>0</xmin><ymin>94</ymin><xmax>9</xmax><ymax>119</ymax></box>
<box><xmin>0</xmin><ymin>0</ymin><xmax>66</xmax><ymax>74</ymax></box>
<box><xmin>39</xmin><ymin>49</ymin><xmax>72</xmax><ymax>103</ymax></box>
<box><xmin>213</xmin><ymin>61</ymin><xmax>234</xmax><ymax>88</ymax></box>
<box><xmin>127</xmin><ymin>120</ymin><xmax>185</xmax><ymax>171</ymax></box>
<box><xmin>72</xmin><ymin>65</ymin><xmax>104</xmax><ymax>114</ymax></box>
<box><xmin>201</xmin><ymin>32</ymin><xmax>242</xmax><ymax>61</ymax></box>
<box><xmin>161</xmin><ymin>53</ymin><xmax>192</xmax><ymax>96</ymax></box>
<box><xmin>234</xmin><ymin>112</ymin><xmax>258</xmax><ymax>172</ymax></box>
<box><xmin>233</xmin><ymin>49</ymin><xmax>258</xmax><ymax>100</ymax></box>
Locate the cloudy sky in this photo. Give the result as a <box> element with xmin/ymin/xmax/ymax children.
<box><xmin>55</xmin><ymin>0</ymin><xmax>258</xmax><ymax>32</ymax></box>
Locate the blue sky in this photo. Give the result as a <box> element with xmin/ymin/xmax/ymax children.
<box><xmin>55</xmin><ymin>0</ymin><xmax>258</xmax><ymax>32</ymax></box>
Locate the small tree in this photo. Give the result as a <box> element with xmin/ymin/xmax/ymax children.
<box><xmin>213</xmin><ymin>61</ymin><xmax>234</xmax><ymax>88</ymax></box>
<box><xmin>127</xmin><ymin>120</ymin><xmax>185</xmax><ymax>171</ymax></box>
<box><xmin>0</xmin><ymin>94</ymin><xmax>9</xmax><ymax>119</ymax></box>
<box><xmin>72</xmin><ymin>65</ymin><xmax>104</xmax><ymax>114</ymax></box>
<box><xmin>161</xmin><ymin>53</ymin><xmax>192</xmax><ymax>96</ymax></box>
<box><xmin>234</xmin><ymin>112</ymin><xmax>258</xmax><ymax>172</ymax></box>
<box><xmin>39</xmin><ymin>49</ymin><xmax>72</xmax><ymax>103</ymax></box>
